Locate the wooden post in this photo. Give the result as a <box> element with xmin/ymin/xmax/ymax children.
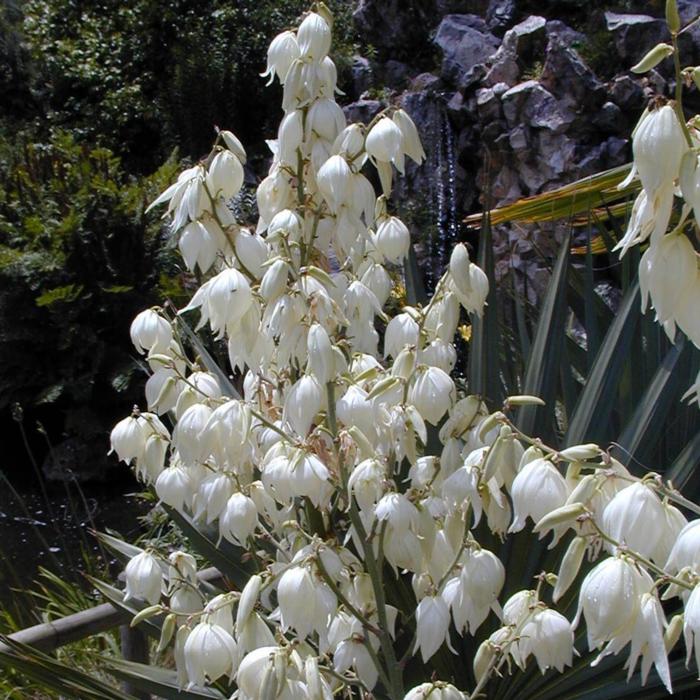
<box><xmin>119</xmin><ymin>624</ymin><xmax>150</xmax><ymax>700</ymax></box>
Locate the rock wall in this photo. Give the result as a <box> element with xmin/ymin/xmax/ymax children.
<box><xmin>346</xmin><ymin>0</ymin><xmax>700</xmax><ymax>292</ymax></box>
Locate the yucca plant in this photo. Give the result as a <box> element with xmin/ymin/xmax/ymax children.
<box><xmin>3</xmin><ymin>3</ymin><xmax>700</xmax><ymax>700</ymax></box>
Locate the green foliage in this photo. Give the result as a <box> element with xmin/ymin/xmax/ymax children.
<box><xmin>0</xmin><ymin>569</ymin><xmax>124</xmax><ymax>699</ymax></box>
<box><xmin>0</xmin><ymin>129</ymin><xmax>183</xmax><ymax>429</ymax></box>
<box><xmin>18</xmin><ymin>0</ymin><xmax>361</xmax><ymax>170</ymax></box>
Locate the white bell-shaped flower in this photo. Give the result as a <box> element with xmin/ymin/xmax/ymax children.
<box><xmin>404</xmin><ymin>683</ymin><xmax>462</xmax><ymax>700</ymax></box>
<box><xmin>626</xmin><ymin>593</ymin><xmax>671</xmax><ymax>692</ymax></box>
<box><xmin>317</xmin><ymin>154</ymin><xmax>351</xmax><ymax>212</ymax></box>
<box><xmin>683</xmin><ymin>584</ymin><xmax>700</xmax><ymax>675</ymax></box>
<box><xmin>262</xmin><ymin>31</ymin><xmax>300</xmax><ymax>85</ymax></box>
<box><xmin>178</xmin><ymin>220</ymin><xmax>222</xmax><ymax>273</ymax></box>
<box><xmin>384</xmin><ymin>312</ymin><xmax>419</xmax><ymax>359</ymax></box>
<box><xmin>348</xmin><ymin>458</ymin><xmax>386</xmax><ymax>510</ymax></box>
<box><xmin>307</xmin><ymin>323</ymin><xmax>335</xmax><ymax>384</ymax></box>
<box><xmin>307</xmin><ymin>98</ymin><xmax>346</xmax><ymax>143</ymax></box>
<box><xmin>576</xmin><ymin>555</ymin><xmax>653</xmax><ymax>650</ymax></box>
<box><xmin>234</xmin><ymin>230</ymin><xmax>268</xmax><ymax>280</ymax></box>
<box><xmin>297</xmin><ymin>12</ymin><xmax>331</xmax><ymax>60</ymax></box>
<box><xmin>219</xmin><ymin>492</ymin><xmax>258</xmax><ymax>546</ymax></box>
<box><xmin>334</xmin><ymin>638</ymin><xmax>379</xmax><ymax>689</ymax></box>
<box><xmin>366</xmin><ymin>116</ymin><xmax>403</xmax><ymax>167</ymax></box>
<box><xmin>519</xmin><ymin>608</ymin><xmax>575</xmax><ymax>674</ymax></box>
<box><xmin>667</xmin><ymin>519</ymin><xmax>700</xmax><ymax>575</ymax></box>
<box><xmin>360</xmin><ymin>262</ymin><xmax>392</xmax><ymax>308</ymax></box>
<box><xmin>602</xmin><ymin>481</ymin><xmax>684</xmax><ymax>564</ymax></box>
<box><xmin>509</xmin><ymin>458</ymin><xmax>569</xmax><ymax>533</ymax></box>
<box><xmin>393</xmin><ymin>109</ymin><xmax>426</xmax><ymax>165</ymax></box>
<box><xmin>124</xmin><ymin>550</ymin><xmax>163</xmax><ymax>605</ymax></box>
<box><xmin>283</xmin><ymin>374</ymin><xmax>323</xmax><ymax>436</ymax></box>
<box><xmin>408</xmin><ymin>365</ymin><xmax>456</xmax><ymax>425</ymax></box>
<box><xmin>277</xmin><ymin>565</ymin><xmax>336</xmax><ymax>639</ymax></box>
<box><xmin>277</xmin><ymin>110</ymin><xmax>304</xmax><ymax>165</ymax></box>
<box><xmin>632</xmin><ymin>104</ymin><xmax>686</xmax><ymax>199</ymax></box>
<box><xmin>182</xmin><ymin>267</ymin><xmax>252</xmax><ymax>338</ymax></box>
<box><xmin>206</xmin><ymin>149</ymin><xmax>244</xmax><ymax>201</ymax></box>
<box><xmin>414</xmin><ymin>595</ymin><xmax>451</xmax><ymax>661</ymax></box>
<box><xmin>375</xmin><ymin>216</ymin><xmax>410</xmax><ymax>264</ymax></box>
<box><xmin>110</xmin><ymin>414</ymin><xmax>149</xmax><ymax>464</ymax></box>
<box><xmin>172</xmin><ymin>403</ymin><xmax>212</xmax><ymax>464</ymax></box>
<box><xmin>155</xmin><ymin>464</ymin><xmax>194</xmax><ymax>511</ymax></box>
<box><xmin>183</xmin><ymin>622</ymin><xmax>238</xmax><ymax>687</ymax></box>
<box><xmin>130</xmin><ymin>309</ymin><xmax>172</xmax><ymax>355</ymax></box>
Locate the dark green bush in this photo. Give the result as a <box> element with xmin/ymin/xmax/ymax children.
<box><xmin>0</xmin><ymin>129</ymin><xmax>184</xmax><ymax>440</ymax></box>
<box><xmin>20</xmin><ymin>0</ymin><xmax>360</xmax><ymax>171</ymax></box>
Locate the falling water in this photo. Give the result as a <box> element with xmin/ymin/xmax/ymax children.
<box><xmin>423</xmin><ymin>97</ymin><xmax>460</xmax><ymax>292</ymax></box>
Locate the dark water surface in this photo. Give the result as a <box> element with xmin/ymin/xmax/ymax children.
<box><xmin>0</xmin><ymin>476</ymin><xmax>147</xmax><ymax>609</ymax></box>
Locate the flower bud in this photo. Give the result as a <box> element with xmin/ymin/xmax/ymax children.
<box><xmin>553</xmin><ymin>536</ymin><xmax>587</xmax><ymax>602</ymax></box>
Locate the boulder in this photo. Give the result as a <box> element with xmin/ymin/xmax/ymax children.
<box><xmin>485</xmin><ymin>0</ymin><xmax>517</xmax><ymax>36</ymax></box>
<box><xmin>379</xmin><ymin>60</ymin><xmax>412</xmax><ymax>90</ymax></box>
<box><xmin>485</xmin><ymin>16</ymin><xmax>547</xmax><ymax>87</ymax></box>
<box><xmin>545</xmin><ymin>20</ymin><xmax>586</xmax><ymax>47</ymax></box>
<box><xmin>609</xmin><ymin>75</ymin><xmax>646</xmax><ymax>113</ymax></box>
<box><xmin>501</xmin><ymin>81</ymin><xmax>575</xmax><ymax>133</ymax></box>
<box><xmin>350</xmin><ymin>56</ymin><xmax>373</xmax><ymax>100</ymax></box>
<box><xmin>434</xmin><ymin>14</ymin><xmax>500</xmax><ymax>89</ymax></box>
<box><xmin>353</xmin><ymin>0</ymin><xmax>436</xmax><ymax>53</ymax></box>
<box><xmin>540</xmin><ymin>38</ymin><xmax>606</xmax><ymax>110</ymax></box>
<box><xmin>604</xmin><ymin>13</ymin><xmax>668</xmax><ymax>65</ymax></box>
<box><xmin>592</xmin><ymin>101</ymin><xmax>625</xmax><ymax>135</ymax></box>
<box><xmin>342</xmin><ymin>99</ymin><xmax>383</xmax><ymax>125</ymax></box>
<box><xmin>475</xmin><ymin>87</ymin><xmax>502</xmax><ymax>121</ymax></box>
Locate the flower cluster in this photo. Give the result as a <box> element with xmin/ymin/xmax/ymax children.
<box><xmin>110</xmin><ymin>5</ymin><xmax>700</xmax><ymax>699</ymax></box>
<box><xmin>614</xmin><ymin>32</ymin><xmax>700</xmax><ymax>405</ymax></box>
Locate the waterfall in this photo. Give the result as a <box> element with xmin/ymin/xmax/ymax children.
<box><xmin>424</xmin><ymin>97</ymin><xmax>460</xmax><ymax>292</ymax></box>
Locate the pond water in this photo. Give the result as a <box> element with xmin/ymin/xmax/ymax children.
<box><xmin>0</xmin><ymin>476</ymin><xmax>147</xmax><ymax>609</ymax></box>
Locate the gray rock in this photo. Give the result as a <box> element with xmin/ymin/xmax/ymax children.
<box><xmin>434</xmin><ymin>14</ymin><xmax>500</xmax><ymax>88</ymax></box>
<box><xmin>353</xmin><ymin>0</ymin><xmax>436</xmax><ymax>51</ymax></box>
<box><xmin>486</xmin><ymin>0</ymin><xmax>517</xmax><ymax>36</ymax></box>
<box><xmin>436</xmin><ymin>0</ymin><xmax>481</xmax><ymax>14</ymax></box>
<box><xmin>350</xmin><ymin>56</ymin><xmax>373</xmax><ymax>100</ymax></box>
<box><xmin>501</xmin><ymin>81</ymin><xmax>575</xmax><ymax>133</ymax></box>
<box><xmin>484</xmin><ymin>51</ymin><xmax>519</xmax><ymax>87</ymax></box>
<box><xmin>380</xmin><ymin>60</ymin><xmax>412</xmax><ymax>90</ymax></box>
<box><xmin>508</xmin><ymin>125</ymin><xmax>528</xmax><ymax>151</ymax></box>
<box><xmin>446</xmin><ymin>91</ymin><xmax>470</xmax><ymax>127</ymax></box>
<box><xmin>604</xmin><ymin>12</ymin><xmax>668</xmax><ymax>64</ymax></box>
<box><xmin>593</xmin><ymin>101</ymin><xmax>624</xmax><ymax>134</ymax></box>
<box><xmin>409</xmin><ymin>72</ymin><xmax>443</xmax><ymax>93</ymax></box>
<box><xmin>610</xmin><ymin>75</ymin><xmax>646</xmax><ymax>113</ymax></box>
<box><xmin>540</xmin><ymin>38</ymin><xmax>606</xmax><ymax>109</ymax></box>
<box><xmin>476</xmin><ymin>87</ymin><xmax>501</xmax><ymax>121</ymax></box>
<box><xmin>545</xmin><ymin>20</ymin><xmax>586</xmax><ymax>47</ymax></box>
<box><xmin>343</xmin><ymin>99</ymin><xmax>383</xmax><ymax>125</ymax></box>
<box><xmin>485</xmin><ymin>16</ymin><xmax>548</xmax><ymax>87</ymax></box>
<box><xmin>491</xmin><ymin>81</ymin><xmax>510</xmax><ymax>98</ymax></box>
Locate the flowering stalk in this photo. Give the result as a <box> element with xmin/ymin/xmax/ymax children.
<box><xmin>108</xmin><ymin>4</ymin><xmax>700</xmax><ymax>699</ymax></box>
